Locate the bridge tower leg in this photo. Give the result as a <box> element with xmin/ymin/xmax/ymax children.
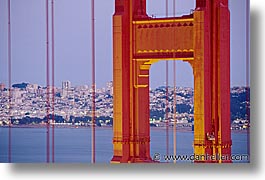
<box><xmin>111</xmin><ymin>0</ymin><xmax>151</xmax><ymax>163</ymax></box>
<box><xmin>192</xmin><ymin>0</ymin><xmax>232</xmax><ymax>163</ymax></box>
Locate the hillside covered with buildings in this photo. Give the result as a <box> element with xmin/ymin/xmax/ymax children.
<box><xmin>0</xmin><ymin>82</ymin><xmax>250</xmax><ymax>130</ymax></box>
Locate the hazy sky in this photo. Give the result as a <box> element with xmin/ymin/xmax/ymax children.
<box><xmin>0</xmin><ymin>0</ymin><xmax>248</xmax><ymax>88</ymax></box>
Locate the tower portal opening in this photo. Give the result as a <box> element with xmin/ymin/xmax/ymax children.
<box><xmin>149</xmin><ymin>60</ymin><xmax>194</xmax><ymax>162</ymax></box>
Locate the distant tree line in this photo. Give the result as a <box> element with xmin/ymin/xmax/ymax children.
<box><xmin>5</xmin><ymin>115</ymin><xmax>113</xmax><ymax>127</ymax></box>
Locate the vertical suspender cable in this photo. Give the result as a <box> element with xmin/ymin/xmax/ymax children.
<box><xmin>165</xmin><ymin>0</ymin><xmax>169</xmax><ymax>161</ymax></box>
<box><xmin>166</xmin><ymin>0</ymin><xmax>168</xmax><ymax>17</ymax></box>
<box><xmin>51</xmin><ymin>0</ymin><xmax>55</xmax><ymax>163</ymax></box>
<box><xmin>7</xmin><ymin>0</ymin><xmax>12</xmax><ymax>163</ymax></box>
<box><xmin>45</xmin><ymin>0</ymin><xmax>50</xmax><ymax>163</ymax></box>
<box><xmin>91</xmin><ymin>0</ymin><xmax>96</xmax><ymax>164</ymax></box>
<box><xmin>246</xmin><ymin>0</ymin><xmax>250</xmax><ymax>163</ymax></box>
<box><xmin>173</xmin><ymin>0</ymin><xmax>177</xmax><ymax>164</ymax></box>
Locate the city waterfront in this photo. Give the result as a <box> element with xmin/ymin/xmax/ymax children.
<box><xmin>0</xmin><ymin>127</ymin><xmax>248</xmax><ymax>163</ymax></box>
<box><xmin>0</xmin><ymin>82</ymin><xmax>250</xmax><ymax>131</ymax></box>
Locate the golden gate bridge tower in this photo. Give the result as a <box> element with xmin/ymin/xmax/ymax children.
<box><xmin>111</xmin><ymin>0</ymin><xmax>232</xmax><ymax>163</ymax></box>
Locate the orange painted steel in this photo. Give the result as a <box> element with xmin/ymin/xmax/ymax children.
<box><xmin>91</xmin><ymin>0</ymin><xmax>96</xmax><ymax>164</ymax></box>
<box><xmin>111</xmin><ymin>0</ymin><xmax>231</xmax><ymax>163</ymax></box>
<box><xmin>173</xmin><ymin>0</ymin><xmax>177</xmax><ymax>164</ymax></box>
<box><xmin>45</xmin><ymin>0</ymin><xmax>50</xmax><ymax>163</ymax></box>
<box><xmin>7</xmin><ymin>0</ymin><xmax>12</xmax><ymax>163</ymax></box>
<box><xmin>51</xmin><ymin>0</ymin><xmax>55</xmax><ymax>163</ymax></box>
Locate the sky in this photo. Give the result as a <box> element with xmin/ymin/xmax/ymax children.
<box><xmin>0</xmin><ymin>0</ymin><xmax>248</xmax><ymax>88</ymax></box>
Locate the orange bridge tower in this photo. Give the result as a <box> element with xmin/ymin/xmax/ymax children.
<box><xmin>111</xmin><ymin>0</ymin><xmax>232</xmax><ymax>163</ymax></box>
